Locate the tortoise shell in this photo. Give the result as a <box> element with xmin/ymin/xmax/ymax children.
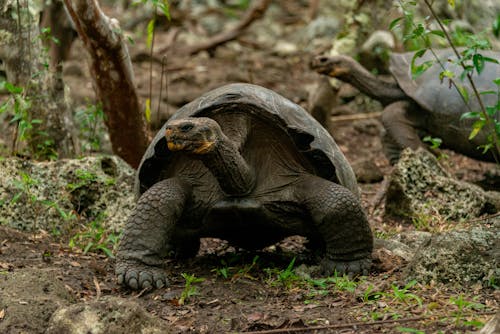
<box><xmin>136</xmin><ymin>83</ymin><xmax>359</xmax><ymax>197</ymax></box>
<box><xmin>390</xmin><ymin>48</ymin><xmax>500</xmax><ymax>118</ymax></box>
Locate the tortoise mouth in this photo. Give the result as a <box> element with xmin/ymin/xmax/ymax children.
<box><xmin>166</xmin><ymin>138</ymin><xmax>215</xmax><ymax>154</ymax></box>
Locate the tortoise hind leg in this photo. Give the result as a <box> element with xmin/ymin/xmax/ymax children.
<box><xmin>116</xmin><ymin>178</ymin><xmax>192</xmax><ymax>290</ymax></box>
<box><xmin>296</xmin><ymin>176</ymin><xmax>373</xmax><ymax>275</ymax></box>
<box><xmin>381</xmin><ymin>101</ymin><xmax>428</xmax><ymax>164</ymax></box>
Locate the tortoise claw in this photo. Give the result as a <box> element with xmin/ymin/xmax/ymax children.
<box><xmin>320</xmin><ymin>257</ymin><xmax>372</xmax><ymax>277</ymax></box>
<box><xmin>116</xmin><ymin>260</ymin><xmax>169</xmax><ymax>290</ymax></box>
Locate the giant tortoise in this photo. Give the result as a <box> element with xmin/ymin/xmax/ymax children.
<box><xmin>116</xmin><ymin>83</ymin><xmax>373</xmax><ymax>290</ymax></box>
<box><xmin>312</xmin><ymin>48</ymin><xmax>500</xmax><ymax>163</ymax></box>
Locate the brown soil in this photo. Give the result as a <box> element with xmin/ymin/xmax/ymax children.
<box><xmin>1</xmin><ymin>1</ymin><xmax>499</xmax><ymax>333</ymax></box>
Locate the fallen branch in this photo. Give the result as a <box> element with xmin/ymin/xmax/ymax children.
<box><xmin>180</xmin><ymin>0</ymin><xmax>271</xmax><ymax>56</ymax></box>
<box><xmin>242</xmin><ymin>312</ymin><xmax>497</xmax><ymax>334</ymax></box>
<box><xmin>330</xmin><ymin>111</ymin><xmax>382</xmax><ymax>123</ymax></box>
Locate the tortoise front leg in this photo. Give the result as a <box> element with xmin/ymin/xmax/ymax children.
<box><xmin>381</xmin><ymin>101</ymin><xmax>428</xmax><ymax>164</ymax></box>
<box><xmin>116</xmin><ymin>178</ymin><xmax>191</xmax><ymax>290</ymax></box>
<box><xmin>297</xmin><ymin>176</ymin><xmax>373</xmax><ymax>275</ymax></box>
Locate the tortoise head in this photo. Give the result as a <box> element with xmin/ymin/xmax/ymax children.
<box><xmin>165</xmin><ymin>117</ymin><xmax>222</xmax><ymax>154</ymax></box>
<box><xmin>311</xmin><ymin>55</ymin><xmax>354</xmax><ymax>79</ymax></box>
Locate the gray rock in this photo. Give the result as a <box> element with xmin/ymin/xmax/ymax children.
<box><xmin>0</xmin><ymin>155</ymin><xmax>135</xmax><ymax>233</ymax></box>
<box><xmin>304</xmin><ymin>16</ymin><xmax>340</xmax><ymax>40</ymax></box>
<box><xmin>403</xmin><ymin>224</ymin><xmax>500</xmax><ymax>287</ymax></box>
<box><xmin>352</xmin><ymin>158</ymin><xmax>384</xmax><ymax>184</ymax></box>
<box><xmin>479</xmin><ymin>312</ymin><xmax>500</xmax><ymax>334</ymax></box>
<box><xmin>0</xmin><ymin>268</ymin><xmax>74</xmax><ymax>334</ymax></box>
<box><xmin>385</xmin><ymin>148</ymin><xmax>498</xmax><ymax>222</ymax></box>
<box><xmin>373</xmin><ymin>238</ymin><xmax>413</xmax><ymax>261</ymax></box>
<box><xmin>46</xmin><ymin>296</ymin><xmax>171</xmax><ymax>334</ymax></box>
<box><xmin>392</xmin><ymin>230</ymin><xmax>432</xmax><ymax>250</ymax></box>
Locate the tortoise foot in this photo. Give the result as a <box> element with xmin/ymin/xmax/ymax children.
<box><xmin>116</xmin><ymin>260</ymin><xmax>169</xmax><ymax>290</ymax></box>
<box><xmin>320</xmin><ymin>257</ymin><xmax>372</xmax><ymax>277</ymax></box>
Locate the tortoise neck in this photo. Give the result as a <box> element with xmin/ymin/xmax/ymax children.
<box><xmin>340</xmin><ymin>61</ymin><xmax>408</xmax><ymax>106</ymax></box>
<box><xmin>201</xmin><ymin>135</ymin><xmax>255</xmax><ymax>196</ymax></box>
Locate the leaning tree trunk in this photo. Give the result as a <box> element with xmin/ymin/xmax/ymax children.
<box><xmin>63</xmin><ymin>0</ymin><xmax>149</xmax><ymax>168</ymax></box>
<box><xmin>0</xmin><ymin>0</ymin><xmax>75</xmax><ymax>159</ymax></box>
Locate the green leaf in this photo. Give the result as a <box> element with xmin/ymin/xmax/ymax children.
<box><xmin>5</xmin><ymin>82</ymin><xmax>23</xmax><ymax>94</ymax></box>
<box><xmin>460</xmin><ymin>111</ymin><xmax>480</xmax><ymax>120</ymax></box>
<box><xmin>482</xmin><ymin>56</ymin><xmax>499</xmax><ymax>64</ymax></box>
<box><xmin>439</xmin><ymin>70</ymin><xmax>454</xmax><ymax>81</ymax></box>
<box><xmin>486</xmin><ymin>106</ymin><xmax>498</xmax><ymax>117</ymax></box>
<box><xmin>430</xmin><ymin>30</ymin><xmax>445</xmax><ymax>38</ymax></box>
<box><xmin>479</xmin><ymin>90</ymin><xmax>496</xmax><ymax>95</ymax></box>
<box><xmin>144</xmin><ymin>98</ymin><xmax>151</xmax><ymax>123</ymax></box>
<box><xmin>389</xmin><ymin>17</ymin><xmax>404</xmax><ymax>31</ymax></box>
<box><xmin>473</xmin><ymin>54</ymin><xmax>485</xmax><ymax>74</ymax></box>
<box><xmin>146</xmin><ymin>18</ymin><xmax>155</xmax><ymax>49</ymax></box>
<box><xmin>469</xmin><ymin>120</ymin><xmax>485</xmax><ymax>139</ymax></box>
<box><xmin>456</xmin><ymin>84</ymin><xmax>469</xmax><ymax>103</ymax></box>
<box><xmin>493</xmin><ymin>13</ymin><xmax>500</xmax><ymax>38</ymax></box>
<box><xmin>160</xmin><ymin>0</ymin><xmax>171</xmax><ymax>21</ymax></box>
<box><xmin>83</xmin><ymin>242</ymin><xmax>94</xmax><ymax>254</ymax></box>
<box><xmin>412</xmin><ymin>60</ymin><xmax>433</xmax><ymax>79</ymax></box>
<box><xmin>494</xmin><ymin>78</ymin><xmax>500</xmax><ymax>86</ymax></box>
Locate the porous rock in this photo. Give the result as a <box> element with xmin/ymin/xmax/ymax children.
<box><xmin>385</xmin><ymin>148</ymin><xmax>498</xmax><ymax>221</ymax></box>
<box><xmin>403</xmin><ymin>223</ymin><xmax>499</xmax><ymax>287</ymax></box>
<box><xmin>0</xmin><ymin>268</ymin><xmax>74</xmax><ymax>334</ymax></box>
<box><xmin>46</xmin><ymin>296</ymin><xmax>171</xmax><ymax>334</ymax></box>
<box><xmin>0</xmin><ymin>155</ymin><xmax>135</xmax><ymax>232</ymax></box>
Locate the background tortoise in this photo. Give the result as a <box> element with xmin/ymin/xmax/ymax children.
<box><xmin>312</xmin><ymin>48</ymin><xmax>500</xmax><ymax>163</ymax></box>
<box><xmin>116</xmin><ymin>83</ymin><xmax>373</xmax><ymax>290</ymax></box>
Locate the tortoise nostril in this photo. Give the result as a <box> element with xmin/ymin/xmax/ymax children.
<box><xmin>180</xmin><ymin>123</ymin><xmax>194</xmax><ymax>132</ymax></box>
<box><xmin>317</xmin><ymin>56</ymin><xmax>328</xmax><ymax>63</ymax></box>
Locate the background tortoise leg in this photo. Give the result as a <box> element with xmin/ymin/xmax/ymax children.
<box><xmin>381</xmin><ymin>101</ymin><xmax>426</xmax><ymax>164</ymax></box>
<box><xmin>297</xmin><ymin>176</ymin><xmax>373</xmax><ymax>276</ymax></box>
<box><xmin>116</xmin><ymin>178</ymin><xmax>190</xmax><ymax>290</ymax></box>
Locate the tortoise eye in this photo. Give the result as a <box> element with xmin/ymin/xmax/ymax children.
<box><xmin>180</xmin><ymin>123</ymin><xmax>194</xmax><ymax>132</ymax></box>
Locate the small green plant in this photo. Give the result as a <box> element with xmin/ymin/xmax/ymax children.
<box><xmin>233</xmin><ymin>255</ymin><xmax>260</xmax><ymax>281</ymax></box>
<box><xmin>265</xmin><ymin>257</ymin><xmax>301</xmax><ymax>289</ymax></box>
<box><xmin>133</xmin><ymin>0</ymin><xmax>170</xmax><ymax>125</ymax></box>
<box><xmin>67</xmin><ymin>169</ymin><xmax>99</xmax><ymax>191</ymax></box>
<box><xmin>329</xmin><ymin>272</ymin><xmax>362</xmax><ymax>293</ymax></box>
<box><xmin>423</xmin><ymin>135</ymin><xmax>442</xmax><ymax>150</ymax></box>
<box><xmin>69</xmin><ymin>219</ymin><xmax>120</xmax><ymax>258</ymax></box>
<box><xmin>387</xmin><ymin>280</ymin><xmax>423</xmax><ymax>307</ymax></box>
<box><xmin>449</xmin><ymin>295</ymin><xmax>486</xmax><ymax>327</ymax></box>
<box><xmin>212</xmin><ymin>259</ymin><xmax>232</xmax><ymax>279</ymax></box>
<box><xmin>75</xmin><ymin>103</ymin><xmax>106</xmax><ymax>154</ymax></box>
<box><xmin>0</xmin><ymin>82</ymin><xmax>57</xmax><ymax>159</ymax></box>
<box><xmin>392</xmin><ymin>0</ymin><xmax>500</xmax><ymax>162</ymax></box>
<box><xmin>178</xmin><ymin>273</ymin><xmax>204</xmax><ymax>305</ymax></box>
<box><xmin>361</xmin><ymin>284</ymin><xmax>383</xmax><ymax>303</ymax></box>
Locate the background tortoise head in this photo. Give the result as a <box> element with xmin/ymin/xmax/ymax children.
<box><xmin>165</xmin><ymin>117</ymin><xmax>223</xmax><ymax>154</ymax></box>
<box><xmin>311</xmin><ymin>55</ymin><xmax>354</xmax><ymax>79</ymax></box>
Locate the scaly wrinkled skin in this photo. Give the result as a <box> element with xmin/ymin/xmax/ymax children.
<box><xmin>298</xmin><ymin>177</ymin><xmax>373</xmax><ymax>276</ymax></box>
<box><xmin>116</xmin><ymin>175</ymin><xmax>373</xmax><ymax>290</ymax></box>
<box><xmin>116</xmin><ymin>178</ymin><xmax>189</xmax><ymax>290</ymax></box>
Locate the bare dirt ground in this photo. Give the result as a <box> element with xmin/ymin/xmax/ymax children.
<box><xmin>1</xmin><ymin>1</ymin><xmax>499</xmax><ymax>333</ymax></box>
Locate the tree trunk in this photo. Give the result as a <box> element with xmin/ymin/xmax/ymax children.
<box><xmin>63</xmin><ymin>0</ymin><xmax>149</xmax><ymax>168</ymax></box>
<box><xmin>0</xmin><ymin>0</ymin><xmax>75</xmax><ymax>159</ymax></box>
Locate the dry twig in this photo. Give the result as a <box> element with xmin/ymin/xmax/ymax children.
<box><xmin>180</xmin><ymin>0</ymin><xmax>271</xmax><ymax>56</ymax></box>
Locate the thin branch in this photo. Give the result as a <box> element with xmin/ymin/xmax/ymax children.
<box><xmin>330</xmin><ymin>111</ymin><xmax>382</xmax><ymax>123</ymax></box>
<box><xmin>241</xmin><ymin>311</ymin><xmax>497</xmax><ymax>334</ymax></box>
<box><xmin>241</xmin><ymin>315</ymin><xmax>431</xmax><ymax>334</ymax></box>
<box><xmin>180</xmin><ymin>0</ymin><xmax>271</xmax><ymax>56</ymax></box>
<box><xmin>422</xmin><ymin>0</ymin><xmax>500</xmax><ymax>161</ymax></box>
